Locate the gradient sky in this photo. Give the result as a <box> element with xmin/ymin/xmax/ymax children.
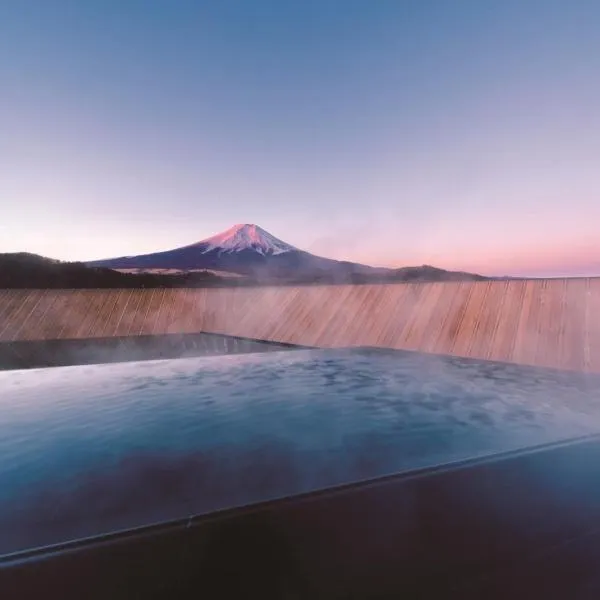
<box><xmin>1</xmin><ymin>0</ymin><xmax>599</xmax><ymax>277</ymax></box>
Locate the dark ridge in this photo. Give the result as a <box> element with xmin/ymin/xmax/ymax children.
<box><xmin>0</xmin><ymin>253</ymin><xmax>226</xmax><ymax>289</ymax></box>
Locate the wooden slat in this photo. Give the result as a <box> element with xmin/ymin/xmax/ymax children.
<box><xmin>137</xmin><ymin>288</ymin><xmax>164</xmax><ymax>335</ymax></box>
<box><xmin>376</xmin><ymin>284</ymin><xmax>414</xmax><ymax>349</ymax></box>
<box><xmin>54</xmin><ymin>289</ymin><xmax>84</xmax><ymax>339</ymax></box>
<box><xmin>92</xmin><ymin>290</ymin><xmax>121</xmax><ymax>338</ymax></box>
<box><xmin>476</xmin><ymin>281</ymin><xmax>506</xmax><ymax>362</ymax></box>
<box><xmin>413</xmin><ymin>282</ymin><xmax>452</xmax><ymax>354</ymax></box>
<box><xmin>151</xmin><ymin>288</ymin><xmax>174</xmax><ymax>335</ymax></box>
<box><xmin>356</xmin><ymin>285</ymin><xmax>400</xmax><ymax>348</ymax></box>
<box><xmin>451</xmin><ymin>282</ymin><xmax>491</xmax><ymax>359</ymax></box>
<box><xmin>399</xmin><ymin>283</ymin><xmax>445</xmax><ymax>352</ymax></box>
<box><xmin>395</xmin><ymin>284</ymin><xmax>430</xmax><ymax>350</ymax></box>
<box><xmin>433</xmin><ymin>281</ymin><xmax>473</xmax><ymax>356</ymax></box>
<box><xmin>74</xmin><ymin>290</ymin><xmax>107</xmax><ymax>339</ymax></box>
<box><xmin>325</xmin><ymin>285</ymin><xmax>375</xmax><ymax>347</ymax></box>
<box><xmin>16</xmin><ymin>290</ymin><xmax>58</xmax><ymax>341</ymax></box>
<box><xmin>186</xmin><ymin>289</ymin><xmax>206</xmax><ymax>333</ymax></box>
<box><xmin>147</xmin><ymin>288</ymin><xmax>166</xmax><ymax>335</ymax></box>
<box><xmin>491</xmin><ymin>280</ymin><xmax>527</xmax><ymax>364</ymax></box>
<box><xmin>0</xmin><ymin>291</ymin><xmax>40</xmax><ymax>341</ymax></box>
<box><xmin>0</xmin><ymin>289</ymin><xmax>16</xmax><ymax>321</ymax></box>
<box><xmin>107</xmin><ymin>290</ymin><xmax>131</xmax><ymax>336</ymax></box>
<box><xmin>586</xmin><ymin>279</ymin><xmax>600</xmax><ymax>372</ymax></box>
<box><xmin>511</xmin><ymin>280</ymin><xmax>542</xmax><ymax>368</ymax></box>
<box><xmin>562</xmin><ymin>279</ymin><xmax>587</xmax><ymax>371</ymax></box>
<box><xmin>0</xmin><ymin>291</ymin><xmax>32</xmax><ymax>340</ymax></box>
<box><xmin>468</xmin><ymin>281</ymin><xmax>504</xmax><ymax>361</ymax></box>
<box><xmin>167</xmin><ymin>289</ymin><xmax>197</xmax><ymax>334</ymax></box>
<box><xmin>555</xmin><ymin>279</ymin><xmax>569</xmax><ymax>371</ymax></box>
<box><xmin>274</xmin><ymin>286</ymin><xmax>331</xmax><ymax>346</ymax></box>
<box><xmin>37</xmin><ymin>290</ymin><xmax>71</xmax><ymax>340</ymax></box>
<box><xmin>248</xmin><ymin>287</ymin><xmax>303</xmax><ymax>343</ymax></box>
<box><xmin>84</xmin><ymin>289</ymin><xmax>118</xmax><ymax>338</ymax></box>
<box><xmin>128</xmin><ymin>289</ymin><xmax>155</xmax><ymax>335</ymax></box>
<box><xmin>533</xmin><ymin>280</ymin><xmax>557</xmax><ymax>369</ymax></box>
<box><xmin>158</xmin><ymin>289</ymin><xmax>178</xmax><ymax>334</ymax></box>
<box><xmin>120</xmin><ymin>290</ymin><xmax>145</xmax><ymax>336</ymax></box>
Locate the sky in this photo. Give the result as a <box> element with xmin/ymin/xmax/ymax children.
<box><xmin>1</xmin><ymin>0</ymin><xmax>599</xmax><ymax>277</ymax></box>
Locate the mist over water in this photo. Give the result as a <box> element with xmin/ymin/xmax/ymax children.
<box><xmin>1</xmin><ymin>348</ymin><xmax>600</xmax><ymax>556</ymax></box>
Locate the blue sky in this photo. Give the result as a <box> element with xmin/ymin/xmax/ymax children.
<box><xmin>1</xmin><ymin>0</ymin><xmax>599</xmax><ymax>276</ymax></box>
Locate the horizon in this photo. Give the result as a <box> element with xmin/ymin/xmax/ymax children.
<box><xmin>2</xmin><ymin>1</ymin><xmax>599</xmax><ymax>278</ymax></box>
<box><xmin>5</xmin><ymin>221</ymin><xmax>597</xmax><ymax>280</ymax></box>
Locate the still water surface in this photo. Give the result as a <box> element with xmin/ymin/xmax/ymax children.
<box><xmin>1</xmin><ymin>348</ymin><xmax>600</xmax><ymax>556</ymax></box>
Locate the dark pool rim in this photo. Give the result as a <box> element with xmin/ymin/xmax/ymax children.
<box><xmin>0</xmin><ymin>331</ymin><xmax>316</xmax><ymax>371</ymax></box>
<box><xmin>3</xmin><ymin>431</ymin><xmax>600</xmax><ymax>568</ymax></box>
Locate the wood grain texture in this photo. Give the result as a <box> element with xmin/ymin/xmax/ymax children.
<box><xmin>0</xmin><ymin>280</ymin><xmax>595</xmax><ymax>372</ymax></box>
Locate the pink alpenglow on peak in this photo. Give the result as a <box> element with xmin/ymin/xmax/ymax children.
<box><xmin>194</xmin><ymin>224</ymin><xmax>297</xmax><ymax>256</ymax></box>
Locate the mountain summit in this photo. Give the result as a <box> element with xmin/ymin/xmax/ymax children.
<box><xmin>87</xmin><ymin>223</ymin><xmax>382</xmax><ymax>279</ymax></box>
<box><xmin>190</xmin><ymin>224</ymin><xmax>296</xmax><ymax>256</ymax></box>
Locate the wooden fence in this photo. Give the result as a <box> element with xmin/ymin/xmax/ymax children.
<box><xmin>0</xmin><ymin>279</ymin><xmax>598</xmax><ymax>372</ymax></box>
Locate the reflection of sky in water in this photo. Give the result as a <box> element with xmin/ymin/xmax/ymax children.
<box><xmin>1</xmin><ymin>348</ymin><xmax>600</xmax><ymax>556</ymax></box>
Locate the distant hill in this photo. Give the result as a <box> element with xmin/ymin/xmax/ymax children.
<box><xmin>387</xmin><ymin>265</ymin><xmax>488</xmax><ymax>282</ymax></box>
<box><xmin>0</xmin><ymin>253</ymin><xmax>225</xmax><ymax>289</ymax></box>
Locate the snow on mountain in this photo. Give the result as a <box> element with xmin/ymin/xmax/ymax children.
<box><xmin>86</xmin><ymin>223</ymin><xmax>383</xmax><ymax>279</ymax></box>
<box><xmin>192</xmin><ymin>224</ymin><xmax>297</xmax><ymax>256</ymax></box>
<box><xmin>86</xmin><ymin>223</ymin><xmax>310</xmax><ymax>274</ymax></box>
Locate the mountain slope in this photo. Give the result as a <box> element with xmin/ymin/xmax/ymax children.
<box><xmin>87</xmin><ymin>224</ymin><xmax>388</xmax><ymax>280</ymax></box>
<box><xmin>86</xmin><ymin>223</ymin><xmax>487</xmax><ymax>282</ymax></box>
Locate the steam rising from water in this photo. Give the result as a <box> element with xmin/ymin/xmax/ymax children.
<box><xmin>1</xmin><ymin>348</ymin><xmax>600</xmax><ymax>555</ymax></box>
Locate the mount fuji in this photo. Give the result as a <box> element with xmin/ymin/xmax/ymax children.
<box><xmin>87</xmin><ymin>224</ymin><xmax>385</xmax><ymax>280</ymax></box>
<box><xmin>87</xmin><ymin>224</ymin><xmax>485</xmax><ymax>283</ymax></box>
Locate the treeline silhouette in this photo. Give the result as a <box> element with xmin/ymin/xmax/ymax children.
<box><xmin>0</xmin><ymin>253</ymin><xmax>230</xmax><ymax>289</ymax></box>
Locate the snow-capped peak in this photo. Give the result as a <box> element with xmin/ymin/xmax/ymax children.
<box><xmin>195</xmin><ymin>224</ymin><xmax>297</xmax><ymax>256</ymax></box>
